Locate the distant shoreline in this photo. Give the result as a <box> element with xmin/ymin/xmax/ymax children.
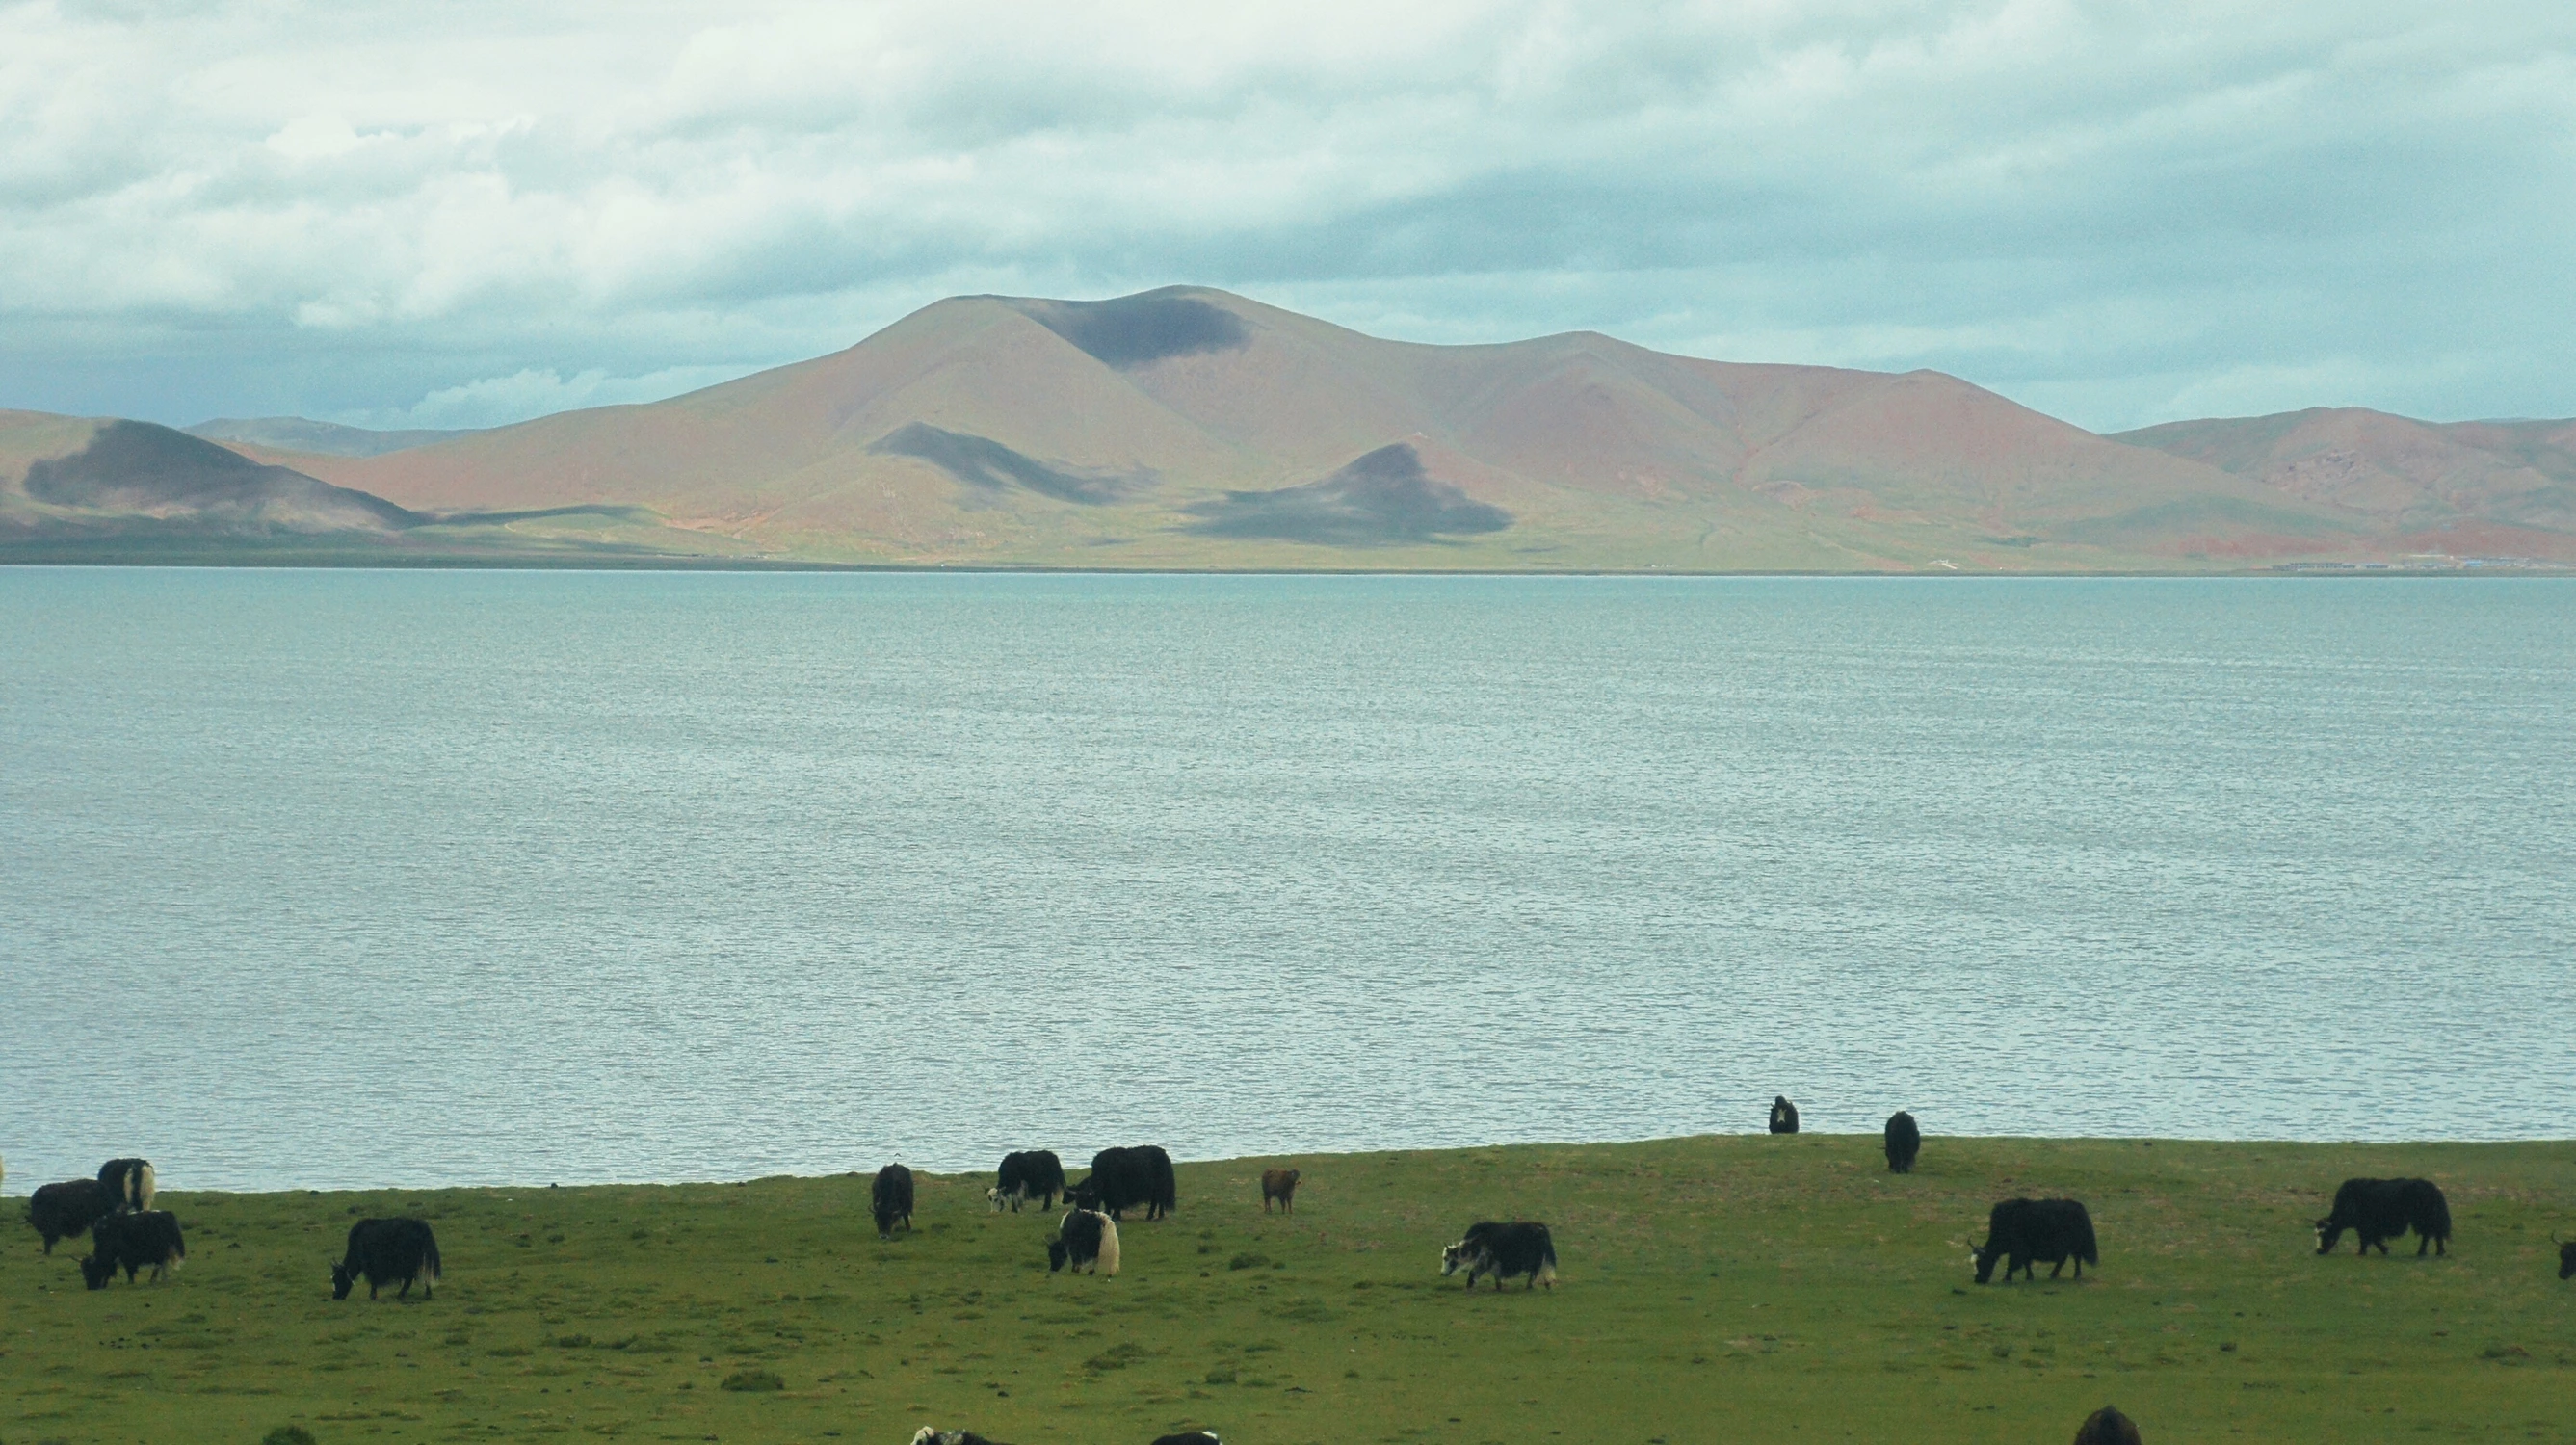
<box><xmin>9</xmin><ymin>1135</ymin><xmax>2570</xmax><ymax>1197</ymax></box>
<box><xmin>5</xmin><ymin>555</ymin><xmax>2571</xmax><ymax>578</ymax></box>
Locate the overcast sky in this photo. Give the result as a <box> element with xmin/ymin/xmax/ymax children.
<box><xmin>3</xmin><ymin>0</ymin><xmax>2570</xmax><ymax>434</ymax></box>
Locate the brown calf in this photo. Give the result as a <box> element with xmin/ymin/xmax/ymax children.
<box><xmin>1261</xmin><ymin>1169</ymin><xmax>1301</xmax><ymax>1213</ymax></box>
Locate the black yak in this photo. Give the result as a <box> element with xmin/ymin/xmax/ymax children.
<box><xmin>2072</xmin><ymin>1404</ymin><xmax>2143</xmax><ymax>1444</ymax></box>
<box><xmin>2314</xmin><ymin>1178</ymin><xmax>2450</xmax><ymax>1256</ymax></box>
<box><xmin>1971</xmin><ymin>1197</ymin><xmax>2097</xmax><ymax>1283</ymax></box>
<box><xmin>1768</xmin><ymin>1096</ymin><xmax>1800</xmax><ymax>1134</ymax></box>
<box><xmin>1440</xmin><ymin>1221</ymin><xmax>1557</xmax><ymax>1291</ymax></box>
<box><xmin>28</xmin><ymin>1178</ymin><xmax>113</xmax><ymax>1253</ymax></box>
<box><xmin>987</xmin><ymin>1150</ymin><xmax>1065</xmax><ymax>1212</ymax></box>
<box><xmin>332</xmin><ymin>1218</ymin><xmax>442</xmax><ymax>1300</ymax></box>
<box><xmin>872</xmin><ymin>1163</ymin><xmax>915</xmax><ymax>1239</ymax></box>
<box><xmin>2557</xmin><ymin>1237</ymin><xmax>2574</xmax><ymax>1280</ymax></box>
<box><xmin>81</xmin><ymin>1209</ymin><xmax>185</xmax><ymax>1288</ymax></box>
<box><xmin>1047</xmin><ymin>1208</ymin><xmax>1120</xmax><ymax>1276</ymax></box>
<box><xmin>1884</xmin><ymin>1111</ymin><xmax>1921</xmax><ymax>1173</ymax></box>
<box><xmin>1069</xmin><ymin>1145</ymin><xmax>1175</xmax><ymax>1221</ymax></box>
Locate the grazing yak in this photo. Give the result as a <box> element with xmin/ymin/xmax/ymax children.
<box><xmin>1261</xmin><ymin>1168</ymin><xmax>1301</xmax><ymax>1213</ymax></box>
<box><xmin>1047</xmin><ymin>1207</ymin><xmax>1120</xmax><ymax>1277</ymax></box>
<box><xmin>81</xmin><ymin>1209</ymin><xmax>185</xmax><ymax>1288</ymax></box>
<box><xmin>2315</xmin><ymin>1178</ymin><xmax>2451</xmax><ymax>1257</ymax></box>
<box><xmin>332</xmin><ymin>1218</ymin><xmax>442</xmax><ymax>1300</ymax></box>
<box><xmin>2073</xmin><ymin>1405</ymin><xmax>2143</xmax><ymax>1444</ymax></box>
<box><xmin>1440</xmin><ymin>1221</ymin><xmax>1558</xmax><ymax>1291</ymax></box>
<box><xmin>1069</xmin><ymin>1145</ymin><xmax>1176</xmax><ymax>1221</ymax></box>
<box><xmin>97</xmin><ymin>1157</ymin><xmax>156</xmax><ymax>1213</ymax></box>
<box><xmin>1150</xmin><ymin>1433</ymin><xmax>1222</xmax><ymax>1445</ymax></box>
<box><xmin>988</xmin><ymin>1150</ymin><xmax>1065</xmax><ymax>1213</ymax></box>
<box><xmin>1884</xmin><ymin>1111</ymin><xmax>1921</xmax><ymax>1173</ymax></box>
<box><xmin>1971</xmin><ymin>1197</ymin><xmax>2098</xmax><ymax>1283</ymax></box>
<box><xmin>1768</xmin><ymin>1096</ymin><xmax>1800</xmax><ymax>1135</ymax></box>
<box><xmin>911</xmin><ymin>1431</ymin><xmax>1013</xmax><ymax>1445</ymax></box>
<box><xmin>872</xmin><ymin>1163</ymin><xmax>916</xmax><ymax>1239</ymax></box>
<box><xmin>29</xmin><ymin>1178</ymin><xmax>114</xmax><ymax>1253</ymax></box>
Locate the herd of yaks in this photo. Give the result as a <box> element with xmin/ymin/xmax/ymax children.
<box><xmin>11</xmin><ymin>1112</ymin><xmax>2575</xmax><ymax>1445</ymax></box>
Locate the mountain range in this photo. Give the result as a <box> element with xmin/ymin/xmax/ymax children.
<box><xmin>6</xmin><ymin>287</ymin><xmax>2570</xmax><ymax>569</ymax></box>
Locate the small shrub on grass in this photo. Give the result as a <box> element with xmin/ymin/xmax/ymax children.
<box><xmin>1226</xmin><ymin>1252</ymin><xmax>1270</xmax><ymax>1271</ymax></box>
<box><xmin>263</xmin><ymin>1428</ymin><xmax>318</xmax><ymax>1445</ymax></box>
<box><xmin>721</xmin><ymin>1369</ymin><xmax>786</xmax><ymax>1392</ymax></box>
<box><xmin>1086</xmin><ymin>1343</ymin><xmax>1148</xmax><ymax>1373</ymax></box>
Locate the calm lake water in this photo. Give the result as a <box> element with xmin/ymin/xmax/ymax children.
<box><xmin>2</xmin><ymin>569</ymin><xmax>2569</xmax><ymax>1191</ymax></box>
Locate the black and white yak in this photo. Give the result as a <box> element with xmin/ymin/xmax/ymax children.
<box><xmin>97</xmin><ymin>1157</ymin><xmax>156</xmax><ymax>1213</ymax></box>
<box><xmin>1768</xmin><ymin>1096</ymin><xmax>1800</xmax><ymax>1135</ymax></box>
<box><xmin>2314</xmin><ymin>1178</ymin><xmax>2451</xmax><ymax>1257</ymax></box>
<box><xmin>1970</xmin><ymin>1197</ymin><xmax>2097</xmax><ymax>1283</ymax></box>
<box><xmin>28</xmin><ymin>1178</ymin><xmax>114</xmax><ymax>1254</ymax></box>
<box><xmin>332</xmin><ymin>1217</ymin><xmax>442</xmax><ymax>1300</ymax></box>
<box><xmin>1440</xmin><ymin>1221</ymin><xmax>1558</xmax><ymax>1291</ymax></box>
<box><xmin>1883</xmin><ymin>1111</ymin><xmax>1921</xmax><ymax>1173</ymax></box>
<box><xmin>987</xmin><ymin>1150</ymin><xmax>1065</xmax><ymax>1213</ymax></box>
<box><xmin>1068</xmin><ymin>1145</ymin><xmax>1175</xmax><ymax>1222</ymax></box>
<box><xmin>910</xmin><ymin>1430</ymin><xmax>1014</xmax><ymax>1445</ymax></box>
<box><xmin>81</xmin><ymin>1209</ymin><xmax>185</xmax><ymax>1288</ymax></box>
<box><xmin>1047</xmin><ymin>1207</ymin><xmax>1120</xmax><ymax>1277</ymax></box>
<box><xmin>872</xmin><ymin>1163</ymin><xmax>916</xmax><ymax>1239</ymax></box>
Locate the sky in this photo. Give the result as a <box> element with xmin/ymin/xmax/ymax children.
<box><xmin>2</xmin><ymin>0</ymin><xmax>2570</xmax><ymax>434</ymax></box>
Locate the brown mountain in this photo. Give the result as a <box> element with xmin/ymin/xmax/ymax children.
<box><xmin>2114</xmin><ymin>408</ymin><xmax>2576</xmax><ymax>559</ymax></box>
<box><xmin>260</xmin><ymin>286</ymin><xmax>2367</xmax><ymax>570</ymax></box>
<box><xmin>12</xmin><ymin>289</ymin><xmax>2567</xmax><ymax>569</ymax></box>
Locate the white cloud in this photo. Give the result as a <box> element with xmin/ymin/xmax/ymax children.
<box><xmin>354</xmin><ymin>362</ymin><xmax>762</xmax><ymax>430</ymax></box>
<box><xmin>0</xmin><ymin>0</ymin><xmax>2569</xmax><ymax>431</ymax></box>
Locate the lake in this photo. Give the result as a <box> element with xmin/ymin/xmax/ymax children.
<box><xmin>2</xmin><ymin>568</ymin><xmax>2569</xmax><ymax>1191</ymax></box>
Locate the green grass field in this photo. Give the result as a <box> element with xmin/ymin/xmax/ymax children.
<box><xmin>5</xmin><ymin>1136</ymin><xmax>2571</xmax><ymax>1444</ymax></box>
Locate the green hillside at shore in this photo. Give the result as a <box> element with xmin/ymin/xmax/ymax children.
<box><xmin>5</xmin><ymin>1136</ymin><xmax>2571</xmax><ymax>1444</ymax></box>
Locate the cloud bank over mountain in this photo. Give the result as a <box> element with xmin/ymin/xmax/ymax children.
<box><xmin>2</xmin><ymin>0</ymin><xmax>2570</xmax><ymax>432</ymax></box>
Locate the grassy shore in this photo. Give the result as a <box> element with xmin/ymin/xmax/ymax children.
<box><xmin>5</xmin><ymin>1136</ymin><xmax>2571</xmax><ymax>1444</ymax></box>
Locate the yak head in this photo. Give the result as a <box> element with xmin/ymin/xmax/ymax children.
<box><xmin>79</xmin><ymin>1253</ymin><xmax>116</xmax><ymax>1290</ymax></box>
<box><xmin>1439</xmin><ymin>1241</ymin><xmax>1475</xmax><ymax>1277</ymax></box>
<box><xmin>2558</xmin><ymin>1237</ymin><xmax>2574</xmax><ymax>1280</ymax></box>
<box><xmin>1968</xmin><ymin>1238</ymin><xmax>2001</xmax><ymax>1284</ymax></box>
<box><xmin>331</xmin><ymin>1259</ymin><xmax>358</xmax><ymax>1299</ymax></box>
<box><xmin>1047</xmin><ymin>1237</ymin><xmax>1070</xmax><ymax>1273</ymax></box>
<box><xmin>2312</xmin><ymin>1217</ymin><xmax>2342</xmax><ymax>1255</ymax></box>
<box><xmin>986</xmin><ymin>1186</ymin><xmax>1008</xmax><ymax>1213</ymax></box>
